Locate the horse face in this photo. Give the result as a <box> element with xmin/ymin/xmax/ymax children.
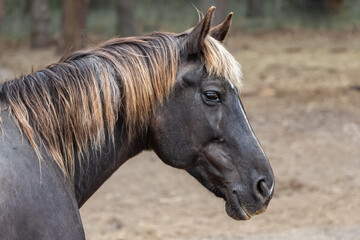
<box><xmin>148</xmin><ymin>7</ymin><xmax>274</xmax><ymax>220</ymax></box>
<box><xmin>149</xmin><ymin>59</ymin><xmax>274</xmax><ymax>220</ymax></box>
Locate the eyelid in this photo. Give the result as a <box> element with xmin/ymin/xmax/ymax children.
<box><xmin>203</xmin><ymin>91</ymin><xmax>221</xmax><ymax>103</ymax></box>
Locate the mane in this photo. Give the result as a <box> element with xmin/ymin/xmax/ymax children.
<box><xmin>0</xmin><ymin>32</ymin><xmax>242</xmax><ymax>181</ymax></box>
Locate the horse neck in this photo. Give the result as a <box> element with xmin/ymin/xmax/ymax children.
<box><xmin>1</xmin><ymin>44</ymin><xmax>159</xmax><ymax>206</ymax></box>
<box><xmin>74</xmin><ymin>118</ymin><xmax>148</xmax><ymax>207</ymax></box>
<box><xmin>0</xmin><ymin>58</ymin><xmax>146</xmax><ymax>207</ymax></box>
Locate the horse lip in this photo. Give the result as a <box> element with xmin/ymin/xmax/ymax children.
<box><xmin>225</xmin><ymin>198</ymin><xmax>251</xmax><ymax>220</ymax></box>
<box><xmin>233</xmin><ymin>190</ymin><xmax>252</xmax><ymax>219</ymax></box>
<box><xmin>224</xmin><ymin>188</ymin><xmax>251</xmax><ymax>220</ymax></box>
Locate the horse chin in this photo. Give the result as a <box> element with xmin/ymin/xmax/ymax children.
<box><xmin>224</xmin><ymin>192</ymin><xmax>251</xmax><ymax>221</ymax></box>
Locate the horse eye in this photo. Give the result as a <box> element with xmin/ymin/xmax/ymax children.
<box><xmin>204</xmin><ymin>91</ymin><xmax>221</xmax><ymax>102</ymax></box>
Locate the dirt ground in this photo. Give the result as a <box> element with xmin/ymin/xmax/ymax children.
<box><xmin>0</xmin><ymin>30</ymin><xmax>359</xmax><ymax>240</ymax></box>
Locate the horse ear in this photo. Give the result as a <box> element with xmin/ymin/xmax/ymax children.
<box><xmin>186</xmin><ymin>6</ymin><xmax>216</xmax><ymax>55</ymax></box>
<box><xmin>210</xmin><ymin>12</ymin><xmax>233</xmax><ymax>42</ymax></box>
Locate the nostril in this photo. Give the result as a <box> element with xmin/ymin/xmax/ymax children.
<box><xmin>256</xmin><ymin>179</ymin><xmax>270</xmax><ymax>200</ymax></box>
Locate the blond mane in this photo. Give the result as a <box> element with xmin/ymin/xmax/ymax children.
<box><xmin>0</xmin><ymin>32</ymin><xmax>242</xmax><ymax>181</ymax></box>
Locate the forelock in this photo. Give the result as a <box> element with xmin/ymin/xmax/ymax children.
<box><xmin>202</xmin><ymin>36</ymin><xmax>243</xmax><ymax>92</ymax></box>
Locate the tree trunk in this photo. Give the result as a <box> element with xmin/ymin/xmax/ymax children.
<box><xmin>117</xmin><ymin>0</ymin><xmax>135</xmax><ymax>37</ymax></box>
<box><xmin>246</xmin><ymin>0</ymin><xmax>264</xmax><ymax>18</ymax></box>
<box><xmin>59</xmin><ymin>0</ymin><xmax>88</xmax><ymax>53</ymax></box>
<box><xmin>31</xmin><ymin>0</ymin><xmax>51</xmax><ymax>48</ymax></box>
<box><xmin>201</xmin><ymin>0</ymin><xmax>227</xmax><ymax>25</ymax></box>
<box><xmin>0</xmin><ymin>0</ymin><xmax>5</xmax><ymax>33</ymax></box>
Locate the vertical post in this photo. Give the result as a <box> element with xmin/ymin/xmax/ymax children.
<box><xmin>59</xmin><ymin>0</ymin><xmax>88</xmax><ymax>53</ymax></box>
<box><xmin>274</xmin><ymin>0</ymin><xmax>282</xmax><ymax>16</ymax></box>
<box><xmin>31</xmin><ymin>0</ymin><xmax>51</xmax><ymax>48</ymax></box>
<box><xmin>117</xmin><ymin>0</ymin><xmax>136</xmax><ymax>37</ymax></box>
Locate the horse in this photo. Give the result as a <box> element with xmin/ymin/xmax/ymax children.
<box><xmin>0</xmin><ymin>7</ymin><xmax>274</xmax><ymax>239</ymax></box>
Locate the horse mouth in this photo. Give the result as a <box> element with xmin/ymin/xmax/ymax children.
<box><xmin>224</xmin><ymin>189</ymin><xmax>251</xmax><ymax>220</ymax></box>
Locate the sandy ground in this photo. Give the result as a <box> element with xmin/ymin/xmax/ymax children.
<box><xmin>0</xmin><ymin>30</ymin><xmax>359</xmax><ymax>239</ymax></box>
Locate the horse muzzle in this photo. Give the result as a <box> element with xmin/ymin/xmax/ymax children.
<box><xmin>224</xmin><ymin>178</ymin><xmax>274</xmax><ymax>220</ymax></box>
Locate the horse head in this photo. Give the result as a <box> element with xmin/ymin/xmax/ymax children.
<box><xmin>148</xmin><ymin>7</ymin><xmax>274</xmax><ymax>220</ymax></box>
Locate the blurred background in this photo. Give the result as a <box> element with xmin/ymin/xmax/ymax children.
<box><xmin>0</xmin><ymin>0</ymin><xmax>360</xmax><ymax>240</ymax></box>
<box><xmin>1</xmin><ymin>0</ymin><xmax>360</xmax><ymax>50</ymax></box>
